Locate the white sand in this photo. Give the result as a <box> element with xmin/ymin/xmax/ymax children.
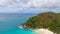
<box><xmin>35</xmin><ymin>28</ymin><xmax>56</xmax><ymax>34</ymax></box>
<box><xmin>18</xmin><ymin>26</ymin><xmax>56</xmax><ymax>34</ymax></box>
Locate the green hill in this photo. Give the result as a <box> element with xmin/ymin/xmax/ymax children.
<box><xmin>22</xmin><ymin>12</ymin><xmax>60</xmax><ymax>34</ymax></box>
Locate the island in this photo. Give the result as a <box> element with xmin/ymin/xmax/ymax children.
<box><xmin>20</xmin><ymin>12</ymin><xmax>60</xmax><ymax>34</ymax></box>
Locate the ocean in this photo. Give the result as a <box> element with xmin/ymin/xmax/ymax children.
<box><xmin>0</xmin><ymin>13</ymin><xmax>37</xmax><ymax>34</ymax></box>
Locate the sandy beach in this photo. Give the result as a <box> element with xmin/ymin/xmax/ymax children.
<box><xmin>35</xmin><ymin>28</ymin><xmax>55</xmax><ymax>34</ymax></box>
<box><xmin>19</xmin><ymin>25</ymin><xmax>56</xmax><ymax>34</ymax></box>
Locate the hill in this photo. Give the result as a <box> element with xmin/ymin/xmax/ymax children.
<box><xmin>21</xmin><ymin>12</ymin><xmax>60</xmax><ymax>34</ymax></box>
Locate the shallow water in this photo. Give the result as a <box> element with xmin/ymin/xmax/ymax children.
<box><xmin>0</xmin><ymin>29</ymin><xmax>36</xmax><ymax>34</ymax></box>
<box><xmin>0</xmin><ymin>13</ymin><xmax>37</xmax><ymax>34</ymax></box>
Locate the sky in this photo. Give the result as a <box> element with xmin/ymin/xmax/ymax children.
<box><xmin>0</xmin><ymin>0</ymin><xmax>60</xmax><ymax>13</ymax></box>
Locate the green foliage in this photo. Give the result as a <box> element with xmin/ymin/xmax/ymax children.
<box><xmin>23</xmin><ymin>12</ymin><xmax>60</xmax><ymax>34</ymax></box>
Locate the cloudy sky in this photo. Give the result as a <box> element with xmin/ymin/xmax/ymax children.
<box><xmin>0</xmin><ymin>0</ymin><xmax>60</xmax><ymax>13</ymax></box>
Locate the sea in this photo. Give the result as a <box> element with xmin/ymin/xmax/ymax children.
<box><xmin>0</xmin><ymin>13</ymin><xmax>37</xmax><ymax>34</ymax></box>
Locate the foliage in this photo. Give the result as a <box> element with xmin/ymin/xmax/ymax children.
<box><xmin>23</xmin><ymin>12</ymin><xmax>60</xmax><ymax>34</ymax></box>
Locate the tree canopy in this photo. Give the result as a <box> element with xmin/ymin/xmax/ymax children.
<box><xmin>23</xmin><ymin>12</ymin><xmax>60</xmax><ymax>34</ymax></box>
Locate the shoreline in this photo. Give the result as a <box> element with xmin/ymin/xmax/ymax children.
<box><xmin>34</xmin><ymin>28</ymin><xmax>56</xmax><ymax>34</ymax></box>
<box><xmin>18</xmin><ymin>26</ymin><xmax>56</xmax><ymax>34</ymax></box>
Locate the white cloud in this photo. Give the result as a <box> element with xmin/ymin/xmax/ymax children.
<box><xmin>0</xmin><ymin>0</ymin><xmax>60</xmax><ymax>13</ymax></box>
<box><xmin>26</xmin><ymin>0</ymin><xmax>60</xmax><ymax>8</ymax></box>
<box><xmin>0</xmin><ymin>0</ymin><xmax>60</xmax><ymax>8</ymax></box>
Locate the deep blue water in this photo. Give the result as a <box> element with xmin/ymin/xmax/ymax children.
<box><xmin>0</xmin><ymin>13</ymin><xmax>37</xmax><ymax>34</ymax></box>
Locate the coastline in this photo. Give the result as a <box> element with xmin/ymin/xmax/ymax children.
<box><xmin>34</xmin><ymin>28</ymin><xmax>56</xmax><ymax>34</ymax></box>
<box><xmin>18</xmin><ymin>26</ymin><xmax>56</xmax><ymax>34</ymax></box>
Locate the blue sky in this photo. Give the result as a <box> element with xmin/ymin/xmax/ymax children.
<box><xmin>0</xmin><ymin>0</ymin><xmax>60</xmax><ymax>13</ymax></box>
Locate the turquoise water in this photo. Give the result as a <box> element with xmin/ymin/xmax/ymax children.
<box><xmin>0</xmin><ymin>13</ymin><xmax>37</xmax><ymax>34</ymax></box>
<box><xmin>1</xmin><ymin>29</ymin><xmax>36</xmax><ymax>34</ymax></box>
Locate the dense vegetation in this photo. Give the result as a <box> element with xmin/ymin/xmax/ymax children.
<box><xmin>22</xmin><ymin>12</ymin><xmax>60</xmax><ymax>34</ymax></box>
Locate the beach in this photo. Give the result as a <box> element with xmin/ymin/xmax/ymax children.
<box><xmin>35</xmin><ymin>28</ymin><xmax>55</xmax><ymax>34</ymax></box>
<box><xmin>19</xmin><ymin>25</ymin><xmax>56</xmax><ymax>34</ymax></box>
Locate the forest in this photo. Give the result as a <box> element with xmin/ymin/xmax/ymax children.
<box><xmin>22</xmin><ymin>12</ymin><xmax>60</xmax><ymax>34</ymax></box>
